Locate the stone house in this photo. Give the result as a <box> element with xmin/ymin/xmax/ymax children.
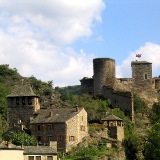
<box><xmin>30</xmin><ymin>107</ymin><xmax>88</xmax><ymax>152</ymax></box>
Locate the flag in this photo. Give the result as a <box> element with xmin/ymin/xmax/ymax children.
<box><xmin>136</xmin><ymin>54</ymin><xmax>142</xmax><ymax>58</ymax></box>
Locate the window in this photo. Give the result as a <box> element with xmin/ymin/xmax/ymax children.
<box><xmin>16</xmin><ymin>97</ymin><xmax>19</xmax><ymax>105</ymax></box>
<box><xmin>82</xmin><ymin>116</ymin><xmax>83</xmax><ymax>121</ymax></box>
<box><xmin>36</xmin><ymin>156</ymin><xmax>41</xmax><ymax>160</ymax></box>
<box><xmin>28</xmin><ymin>156</ymin><xmax>34</xmax><ymax>160</ymax></box>
<box><xmin>47</xmin><ymin>156</ymin><xmax>53</xmax><ymax>160</ymax></box>
<box><xmin>48</xmin><ymin>124</ymin><xmax>52</xmax><ymax>131</ymax></box>
<box><xmin>145</xmin><ymin>74</ymin><xmax>148</xmax><ymax>79</ymax></box>
<box><xmin>58</xmin><ymin>135</ymin><xmax>64</xmax><ymax>141</ymax></box>
<box><xmin>69</xmin><ymin>136</ymin><xmax>75</xmax><ymax>141</ymax></box>
<box><xmin>28</xmin><ymin>97</ymin><xmax>32</xmax><ymax>105</ymax></box>
<box><xmin>38</xmin><ymin>125</ymin><xmax>41</xmax><ymax>131</ymax></box>
<box><xmin>80</xmin><ymin>125</ymin><xmax>85</xmax><ymax>131</ymax></box>
<box><xmin>38</xmin><ymin>136</ymin><xmax>41</xmax><ymax>142</ymax></box>
<box><xmin>22</xmin><ymin>97</ymin><xmax>25</xmax><ymax>105</ymax></box>
<box><xmin>48</xmin><ymin>136</ymin><xmax>52</xmax><ymax>142</ymax></box>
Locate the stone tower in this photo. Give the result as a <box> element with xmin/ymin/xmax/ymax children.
<box><xmin>131</xmin><ymin>61</ymin><xmax>153</xmax><ymax>89</ymax></box>
<box><xmin>7</xmin><ymin>84</ymin><xmax>40</xmax><ymax>129</ymax></box>
<box><xmin>102</xmin><ymin>114</ymin><xmax>124</xmax><ymax>142</ymax></box>
<box><xmin>93</xmin><ymin>58</ymin><xmax>115</xmax><ymax>96</ymax></box>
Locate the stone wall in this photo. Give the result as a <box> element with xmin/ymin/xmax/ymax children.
<box><xmin>108</xmin><ymin>126</ymin><xmax>124</xmax><ymax>142</ymax></box>
<box><xmin>31</xmin><ymin>123</ymin><xmax>66</xmax><ymax>151</ymax></box>
<box><xmin>102</xmin><ymin>86</ymin><xmax>134</xmax><ymax>120</ymax></box>
<box><xmin>80</xmin><ymin>77</ymin><xmax>94</xmax><ymax>95</ymax></box>
<box><xmin>66</xmin><ymin>108</ymin><xmax>88</xmax><ymax>152</ymax></box>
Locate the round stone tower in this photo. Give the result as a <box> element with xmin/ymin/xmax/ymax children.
<box><xmin>93</xmin><ymin>58</ymin><xmax>115</xmax><ymax>96</ymax></box>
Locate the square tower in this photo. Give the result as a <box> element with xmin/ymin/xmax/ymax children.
<box><xmin>7</xmin><ymin>84</ymin><xmax>40</xmax><ymax>129</ymax></box>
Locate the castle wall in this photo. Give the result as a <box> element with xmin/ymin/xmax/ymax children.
<box><xmin>155</xmin><ymin>78</ymin><xmax>160</xmax><ymax>90</ymax></box>
<box><xmin>93</xmin><ymin>58</ymin><xmax>115</xmax><ymax>96</ymax></box>
<box><xmin>102</xmin><ymin>86</ymin><xmax>134</xmax><ymax>120</ymax></box>
<box><xmin>80</xmin><ymin>77</ymin><xmax>94</xmax><ymax>95</ymax></box>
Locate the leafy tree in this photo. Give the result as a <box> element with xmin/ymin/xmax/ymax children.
<box><xmin>144</xmin><ymin>123</ymin><xmax>160</xmax><ymax>160</ymax></box>
<box><xmin>11</xmin><ymin>132</ymin><xmax>37</xmax><ymax>146</ymax></box>
<box><xmin>134</xmin><ymin>94</ymin><xmax>147</xmax><ymax>113</ymax></box>
<box><xmin>0</xmin><ymin>83</ymin><xmax>11</xmax><ymax>118</ymax></box>
<box><xmin>149</xmin><ymin>102</ymin><xmax>160</xmax><ymax>124</ymax></box>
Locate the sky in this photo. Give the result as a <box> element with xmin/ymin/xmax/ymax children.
<box><xmin>1</xmin><ymin>0</ymin><xmax>160</xmax><ymax>87</ymax></box>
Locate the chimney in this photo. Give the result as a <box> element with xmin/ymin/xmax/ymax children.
<box><xmin>49</xmin><ymin>141</ymin><xmax>57</xmax><ymax>152</ymax></box>
<box><xmin>75</xmin><ymin>104</ymin><xmax>79</xmax><ymax>112</ymax></box>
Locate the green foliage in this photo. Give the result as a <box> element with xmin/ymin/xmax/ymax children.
<box><xmin>0</xmin><ymin>65</ymin><xmax>20</xmax><ymax>82</ymax></box>
<box><xmin>134</xmin><ymin>94</ymin><xmax>147</xmax><ymax>113</ymax></box>
<box><xmin>55</xmin><ymin>85</ymin><xmax>81</xmax><ymax>95</ymax></box>
<box><xmin>144</xmin><ymin>123</ymin><xmax>160</xmax><ymax>160</ymax></box>
<box><xmin>124</xmin><ymin>132</ymin><xmax>144</xmax><ymax>160</ymax></box>
<box><xmin>29</xmin><ymin>76</ymin><xmax>54</xmax><ymax>97</ymax></box>
<box><xmin>64</xmin><ymin>141</ymin><xmax>109</xmax><ymax>160</ymax></box>
<box><xmin>0</xmin><ymin>83</ymin><xmax>11</xmax><ymax>118</ymax></box>
<box><xmin>11</xmin><ymin>132</ymin><xmax>37</xmax><ymax>146</ymax></box>
<box><xmin>110</xmin><ymin>108</ymin><xmax>134</xmax><ymax>139</ymax></box>
<box><xmin>149</xmin><ymin>102</ymin><xmax>160</xmax><ymax>124</ymax></box>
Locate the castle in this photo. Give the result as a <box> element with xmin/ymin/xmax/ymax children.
<box><xmin>80</xmin><ymin>58</ymin><xmax>160</xmax><ymax>120</ymax></box>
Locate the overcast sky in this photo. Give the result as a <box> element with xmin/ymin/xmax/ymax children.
<box><xmin>1</xmin><ymin>0</ymin><xmax>160</xmax><ymax>87</ymax></box>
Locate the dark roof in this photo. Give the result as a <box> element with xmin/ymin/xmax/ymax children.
<box><xmin>31</xmin><ymin>108</ymin><xmax>83</xmax><ymax>124</ymax></box>
<box><xmin>7</xmin><ymin>85</ymin><xmax>38</xmax><ymax>97</ymax></box>
<box><xmin>23</xmin><ymin>146</ymin><xmax>57</xmax><ymax>155</ymax></box>
<box><xmin>102</xmin><ymin>114</ymin><xmax>123</xmax><ymax>121</ymax></box>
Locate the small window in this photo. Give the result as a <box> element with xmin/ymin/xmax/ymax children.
<box><xmin>38</xmin><ymin>125</ymin><xmax>41</xmax><ymax>131</ymax></box>
<box><xmin>38</xmin><ymin>136</ymin><xmax>41</xmax><ymax>142</ymax></box>
<box><xmin>16</xmin><ymin>97</ymin><xmax>19</xmax><ymax>105</ymax></box>
<box><xmin>48</xmin><ymin>136</ymin><xmax>52</xmax><ymax>142</ymax></box>
<box><xmin>22</xmin><ymin>97</ymin><xmax>25</xmax><ymax>105</ymax></box>
<box><xmin>48</xmin><ymin>125</ymin><xmax>52</xmax><ymax>131</ymax></box>
<box><xmin>80</xmin><ymin>125</ymin><xmax>85</xmax><ymax>131</ymax></box>
<box><xmin>36</xmin><ymin>156</ymin><xmax>41</xmax><ymax>160</ymax></box>
<box><xmin>82</xmin><ymin>116</ymin><xmax>83</xmax><ymax>121</ymax></box>
<box><xmin>28</xmin><ymin>156</ymin><xmax>34</xmax><ymax>160</ymax></box>
<box><xmin>47</xmin><ymin>156</ymin><xmax>53</xmax><ymax>160</ymax></box>
<box><xmin>28</xmin><ymin>97</ymin><xmax>32</xmax><ymax>105</ymax></box>
<box><xmin>145</xmin><ymin>74</ymin><xmax>148</xmax><ymax>79</ymax></box>
<box><xmin>69</xmin><ymin>136</ymin><xmax>75</xmax><ymax>141</ymax></box>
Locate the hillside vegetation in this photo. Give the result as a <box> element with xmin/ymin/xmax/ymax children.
<box><xmin>0</xmin><ymin>64</ymin><xmax>160</xmax><ymax>159</ymax></box>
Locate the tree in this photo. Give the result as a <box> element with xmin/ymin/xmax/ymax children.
<box><xmin>144</xmin><ymin>123</ymin><xmax>160</xmax><ymax>160</ymax></box>
<box><xmin>11</xmin><ymin>132</ymin><xmax>37</xmax><ymax>146</ymax></box>
<box><xmin>150</xmin><ymin>102</ymin><xmax>160</xmax><ymax>124</ymax></box>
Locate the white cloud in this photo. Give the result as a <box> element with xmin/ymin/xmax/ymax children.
<box><xmin>0</xmin><ymin>0</ymin><xmax>105</xmax><ymax>86</ymax></box>
<box><xmin>117</xmin><ymin>42</ymin><xmax>160</xmax><ymax>78</ymax></box>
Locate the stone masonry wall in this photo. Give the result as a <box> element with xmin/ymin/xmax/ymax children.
<box><xmin>7</xmin><ymin>97</ymin><xmax>37</xmax><ymax>128</ymax></box>
<box><xmin>66</xmin><ymin>108</ymin><xmax>88</xmax><ymax>152</ymax></box>
<box><xmin>102</xmin><ymin>86</ymin><xmax>134</xmax><ymax>120</ymax></box>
